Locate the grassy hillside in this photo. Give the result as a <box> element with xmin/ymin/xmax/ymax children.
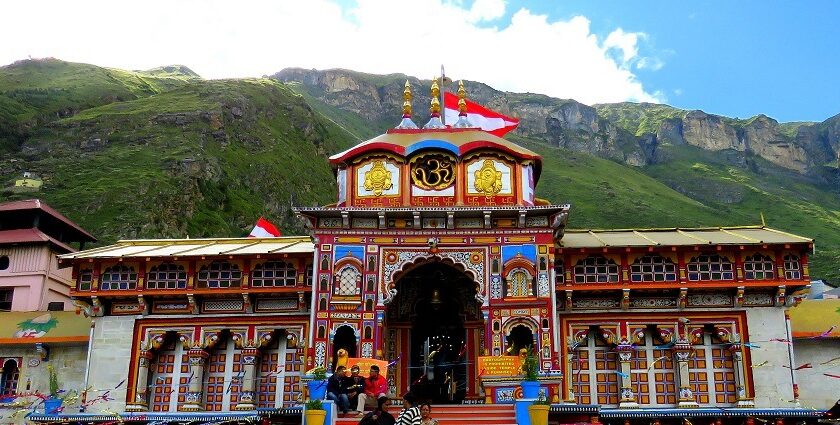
<box><xmin>1</xmin><ymin>60</ymin><xmax>356</xmax><ymax>242</ymax></box>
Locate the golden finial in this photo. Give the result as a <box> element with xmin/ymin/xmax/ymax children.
<box><xmin>457</xmin><ymin>80</ymin><xmax>467</xmax><ymax>115</ymax></box>
<box><xmin>430</xmin><ymin>77</ymin><xmax>441</xmax><ymax>116</ymax></box>
<box><xmin>402</xmin><ymin>80</ymin><xmax>413</xmax><ymax>117</ymax></box>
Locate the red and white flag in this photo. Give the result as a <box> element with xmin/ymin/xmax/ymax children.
<box><xmin>248</xmin><ymin>217</ymin><xmax>281</xmax><ymax>238</ymax></box>
<box><xmin>443</xmin><ymin>92</ymin><xmax>519</xmax><ymax>137</ymax></box>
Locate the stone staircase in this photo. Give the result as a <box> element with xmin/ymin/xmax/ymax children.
<box><xmin>335</xmin><ymin>404</ymin><xmax>517</xmax><ymax>425</ymax></box>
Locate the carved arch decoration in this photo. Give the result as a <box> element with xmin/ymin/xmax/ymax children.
<box><xmin>381</xmin><ymin>248</ymin><xmax>487</xmax><ymax>305</ymax></box>
<box><xmin>501</xmin><ymin>316</ymin><xmax>539</xmax><ymax>336</ymax></box>
<box><xmin>630</xmin><ymin>324</ymin><xmax>676</xmax><ymax>345</ymax></box>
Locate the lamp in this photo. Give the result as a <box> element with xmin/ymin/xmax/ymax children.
<box><xmin>431</xmin><ymin>289</ymin><xmax>442</xmax><ymax>308</ymax></box>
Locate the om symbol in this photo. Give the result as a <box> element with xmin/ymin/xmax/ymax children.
<box><xmin>411</xmin><ymin>155</ymin><xmax>455</xmax><ymax>190</ymax></box>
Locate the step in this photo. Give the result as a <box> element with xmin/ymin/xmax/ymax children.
<box><xmin>335</xmin><ymin>404</ymin><xmax>516</xmax><ymax>425</ymax></box>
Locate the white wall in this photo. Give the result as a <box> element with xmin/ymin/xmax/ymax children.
<box><xmin>745</xmin><ymin>307</ymin><xmax>795</xmax><ymax>408</ymax></box>
<box><xmin>87</xmin><ymin>315</ymin><xmax>136</xmax><ymax>412</ymax></box>
<box><xmin>793</xmin><ymin>339</ymin><xmax>840</xmax><ymax>410</ymax></box>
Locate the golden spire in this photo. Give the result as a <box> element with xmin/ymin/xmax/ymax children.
<box><xmin>430</xmin><ymin>77</ymin><xmax>441</xmax><ymax>117</ymax></box>
<box><xmin>457</xmin><ymin>80</ymin><xmax>467</xmax><ymax>116</ymax></box>
<box><xmin>395</xmin><ymin>80</ymin><xmax>418</xmax><ymax>129</ymax></box>
<box><xmin>402</xmin><ymin>80</ymin><xmax>413</xmax><ymax>118</ymax></box>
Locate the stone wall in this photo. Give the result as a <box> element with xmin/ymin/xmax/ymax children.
<box><xmin>0</xmin><ymin>344</ymin><xmax>87</xmax><ymax>424</ymax></box>
<box><xmin>745</xmin><ymin>307</ymin><xmax>795</xmax><ymax>407</ymax></box>
<box><xmin>87</xmin><ymin>315</ymin><xmax>136</xmax><ymax>413</ymax></box>
<box><xmin>792</xmin><ymin>339</ymin><xmax>840</xmax><ymax>409</ymax></box>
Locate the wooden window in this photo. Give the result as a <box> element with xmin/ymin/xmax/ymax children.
<box><xmin>197</xmin><ymin>261</ymin><xmax>242</xmax><ymax>288</ymax></box>
<box><xmin>305</xmin><ymin>263</ymin><xmax>314</xmax><ymax>286</ymax></box>
<box><xmin>506</xmin><ymin>268</ymin><xmax>533</xmax><ymax>297</ymax></box>
<box><xmin>743</xmin><ymin>253</ymin><xmax>775</xmax><ymax>280</ymax></box>
<box><xmin>100</xmin><ymin>264</ymin><xmax>137</xmax><ymax>290</ymax></box>
<box><xmin>630</xmin><ymin>329</ymin><xmax>677</xmax><ymax>406</ymax></box>
<box><xmin>572</xmin><ymin>330</ymin><xmax>618</xmax><ymax>406</ymax></box>
<box><xmin>1</xmin><ymin>359</ymin><xmax>20</xmax><ymax>396</ymax></box>
<box><xmin>147</xmin><ymin>263</ymin><xmax>187</xmax><ymax>290</ymax></box>
<box><xmin>630</xmin><ymin>255</ymin><xmax>677</xmax><ymax>282</ymax></box>
<box><xmin>573</xmin><ymin>256</ymin><xmax>619</xmax><ymax>284</ymax></box>
<box><xmin>78</xmin><ymin>268</ymin><xmax>93</xmax><ymax>291</ymax></box>
<box><xmin>252</xmin><ymin>261</ymin><xmax>296</xmax><ymax>287</ymax></box>
<box><xmin>335</xmin><ymin>266</ymin><xmax>361</xmax><ymax>296</ymax></box>
<box><xmin>554</xmin><ymin>260</ymin><xmax>565</xmax><ymax>285</ymax></box>
<box><xmin>687</xmin><ymin>254</ymin><xmax>733</xmax><ymax>281</ymax></box>
<box><xmin>688</xmin><ymin>331</ymin><xmax>736</xmax><ymax>406</ymax></box>
<box><xmin>783</xmin><ymin>255</ymin><xmax>802</xmax><ymax>280</ymax></box>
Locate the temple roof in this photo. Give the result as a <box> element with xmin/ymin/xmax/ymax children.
<box><xmin>560</xmin><ymin>226</ymin><xmax>813</xmax><ymax>249</ymax></box>
<box><xmin>0</xmin><ymin>228</ymin><xmax>76</xmax><ymax>253</ymax></box>
<box><xmin>329</xmin><ymin>128</ymin><xmax>542</xmax><ymax>178</ymax></box>
<box><xmin>57</xmin><ymin>236</ymin><xmax>313</xmax><ymax>261</ymax></box>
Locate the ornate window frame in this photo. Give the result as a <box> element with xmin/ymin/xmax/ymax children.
<box><xmin>743</xmin><ymin>253</ymin><xmax>775</xmax><ymax>280</ymax></box>
<box><xmin>630</xmin><ymin>254</ymin><xmax>677</xmax><ymax>283</ymax></box>
<box><xmin>146</xmin><ymin>262</ymin><xmax>187</xmax><ymax>290</ymax></box>
<box><xmin>101</xmin><ymin>263</ymin><xmax>138</xmax><ymax>290</ymax></box>
<box><xmin>783</xmin><ymin>254</ymin><xmax>802</xmax><ymax>280</ymax></box>
<box><xmin>687</xmin><ymin>254</ymin><xmax>734</xmax><ymax>282</ymax></box>
<box><xmin>573</xmin><ymin>255</ymin><xmax>620</xmax><ymax>284</ymax></box>
<box><xmin>197</xmin><ymin>261</ymin><xmax>242</xmax><ymax>289</ymax></box>
<box><xmin>252</xmin><ymin>261</ymin><xmax>297</xmax><ymax>287</ymax></box>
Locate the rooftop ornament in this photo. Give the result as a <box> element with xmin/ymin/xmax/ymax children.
<box><xmin>395</xmin><ymin>80</ymin><xmax>418</xmax><ymax>129</ymax></box>
<box><xmin>423</xmin><ymin>77</ymin><xmax>445</xmax><ymax>129</ymax></box>
<box><xmin>451</xmin><ymin>80</ymin><xmax>473</xmax><ymax>128</ymax></box>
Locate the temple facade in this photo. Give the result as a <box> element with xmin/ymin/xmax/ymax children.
<box><xmin>47</xmin><ymin>82</ymin><xmax>826</xmax><ymax>425</ymax></box>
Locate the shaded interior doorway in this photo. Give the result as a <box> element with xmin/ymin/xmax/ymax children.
<box><xmin>386</xmin><ymin>262</ymin><xmax>482</xmax><ymax>403</ymax></box>
<box><xmin>506</xmin><ymin>324</ymin><xmax>535</xmax><ymax>355</ymax></box>
<box><xmin>332</xmin><ymin>325</ymin><xmax>357</xmax><ymax>371</ymax></box>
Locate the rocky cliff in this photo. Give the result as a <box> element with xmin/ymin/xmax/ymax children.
<box><xmin>274</xmin><ymin>68</ymin><xmax>839</xmax><ymax>175</ymax></box>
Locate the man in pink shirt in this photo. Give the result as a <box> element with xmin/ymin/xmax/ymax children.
<box><xmin>355</xmin><ymin>365</ymin><xmax>389</xmax><ymax>416</ymax></box>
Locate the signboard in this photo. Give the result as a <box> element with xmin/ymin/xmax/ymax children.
<box><xmin>477</xmin><ymin>356</ymin><xmax>521</xmax><ymax>376</ymax></box>
<box><xmin>346</xmin><ymin>358</ymin><xmax>389</xmax><ymax>379</ymax></box>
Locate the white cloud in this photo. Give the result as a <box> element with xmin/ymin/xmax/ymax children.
<box><xmin>0</xmin><ymin>0</ymin><xmax>663</xmax><ymax>104</ymax></box>
<box><xmin>636</xmin><ymin>57</ymin><xmax>664</xmax><ymax>71</ymax></box>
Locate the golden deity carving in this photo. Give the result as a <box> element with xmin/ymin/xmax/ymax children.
<box><xmin>411</xmin><ymin>153</ymin><xmax>455</xmax><ymax>190</ymax></box>
<box><xmin>473</xmin><ymin>159</ymin><xmax>503</xmax><ymax>194</ymax></box>
<box><xmin>363</xmin><ymin>160</ymin><xmax>393</xmax><ymax>196</ymax></box>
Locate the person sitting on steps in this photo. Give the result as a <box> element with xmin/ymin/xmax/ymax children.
<box><xmin>345</xmin><ymin>365</ymin><xmax>366</xmax><ymax>414</ymax></box>
<box><xmin>356</xmin><ymin>364</ymin><xmax>389</xmax><ymax>417</ymax></box>
<box><xmin>326</xmin><ymin>365</ymin><xmax>350</xmax><ymax>415</ymax></box>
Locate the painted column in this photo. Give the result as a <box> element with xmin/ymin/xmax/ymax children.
<box><xmin>126</xmin><ymin>350</ymin><xmax>154</xmax><ymax>411</ymax></box>
<box><xmin>616</xmin><ymin>339</ymin><xmax>638</xmax><ymax>408</ymax></box>
<box><xmin>728</xmin><ymin>334</ymin><xmax>754</xmax><ymax>407</ymax></box>
<box><xmin>674</xmin><ymin>320</ymin><xmax>698</xmax><ymax>408</ymax></box>
<box><xmin>180</xmin><ymin>348</ymin><xmax>209</xmax><ymax>412</ymax></box>
<box><xmin>235</xmin><ymin>347</ymin><xmax>260</xmax><ymax>410</ymax></box>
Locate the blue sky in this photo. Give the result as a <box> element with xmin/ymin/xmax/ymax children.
<box><xmin>511</xmin><ymin>1</ymin><xmax>840</xmax><ymax>122</ymax></box>
<box><xmin>2</xmin><ymin>0</ymin><xmax>836</xmax><ymax>122</ymax></box>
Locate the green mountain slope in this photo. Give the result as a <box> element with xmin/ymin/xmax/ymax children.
<box><xmin>1</xmin><ymin>60</ymin><xmax>356</xmax><ymax>242</ymax></box>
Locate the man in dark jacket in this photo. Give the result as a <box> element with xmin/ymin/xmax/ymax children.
<box><xmin>326</xmin><ymin>366</ymin><xmax>350</xmax><ymax>414</ymax></box>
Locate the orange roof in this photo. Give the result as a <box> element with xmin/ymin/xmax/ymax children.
<box><xmin>789</xmin><ymin>299</ymin><xmax>840</xmax><ymax>338</ymax></box>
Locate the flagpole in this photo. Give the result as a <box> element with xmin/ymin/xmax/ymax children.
<box><xmin>440</xmin><ymin>64</ymin><xmax>446</xmax><ymax>126</ymax></box>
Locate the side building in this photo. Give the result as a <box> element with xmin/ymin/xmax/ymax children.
<box><xmin>0</xmin><ymin>199</ymin><xmax>96</xmax><ymax>420</ymax></box>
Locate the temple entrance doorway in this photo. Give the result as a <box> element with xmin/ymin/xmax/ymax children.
<box><xmin>332</xmin><ymin>325</ymin><xmax>357</xmax><ymax>371</ymax></box>
<box><xmin>385</xmin><ymin>261</ymin><xmax>484</xmax><ymax>403</ymax></box>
